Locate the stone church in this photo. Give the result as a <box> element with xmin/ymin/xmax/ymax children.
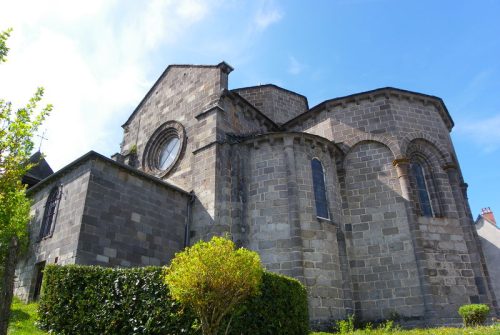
<box><xmin>14</xmin><ymin>62</ymin><xmax>498</xmax><ymax>326</ymax></box>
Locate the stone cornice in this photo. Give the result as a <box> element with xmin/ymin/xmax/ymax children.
<box><xmin>238</xmin><ymin>131</ymin><xmax>344</xmax><ymax>156</ymax></box>
<box><xmin>27</xmin><ymin>151</ymin><xmax>191</xmax><ymax>196</ymax></box>
<box><xmin>282</xmin><ymin>87</ymin><xmax>454</xmax><ymax>131</ymax></box>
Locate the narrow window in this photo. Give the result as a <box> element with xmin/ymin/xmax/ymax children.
<box><xmin>39</xmin><ymin>186</ymin><xmax>61</xmax><ymax>239</ymax></box>
<box><xmin>411</xmin><ymin>162</ymin><xmax>433</xmax><ymax>217</ymax></box>
<box><xmin>32</xmin><ymin>261</ymin><xmax>46</xmax><ymax>300</ymax></box>
<box><xmin>311</xmin><ymin>159</ymin><xmax>329</xmax><ymax>219</ymax></box>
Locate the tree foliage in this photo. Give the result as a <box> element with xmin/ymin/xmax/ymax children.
<box><xmin>164</xmin><ymin>236</ymin><xmax>263</xmax><ymax>335</ymax></box>
<box><xmin>0</xmin><ymin>28</ymin><xmax>51</xmax><ymax>334</ymax></box>
<box><xmin>0</xmin><ymin>28</ymin><xmax>12</xmax><ymax>63</ymax></box>
<box><xmin>0</xmin><ymin>27</ymin><xmax>51</xmax><ymax>277</ymax></box>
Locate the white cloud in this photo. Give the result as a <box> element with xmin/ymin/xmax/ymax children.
<box><xmin>0</xmin><ymin>0</ymin><xmax>221</xmax><ymax>170</ymax></box>
<box><xmin>253</xmin><ymin>1</ymin><xmax>283</xmax><ymax>31</ymax></box>
<box><xmin>288</xmin><ymin>56</ymin><xmax>304</xmax><ymax>75</ymax></box>
<box><xmin>454</xmin><ymin>115</ymin><xmax>500</xmax><ymax>153</ymax></box>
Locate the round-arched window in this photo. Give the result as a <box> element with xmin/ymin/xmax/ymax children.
<box><xmin>143</xmin><ymin>121</ymin><xmax>186</xmax><ymax>177</ymax></box>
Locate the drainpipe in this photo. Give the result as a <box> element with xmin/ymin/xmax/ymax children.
<box><xmin>184</xmin><ymin>191</ymin><xmax>196</xmax><ymax>248</ymax></box>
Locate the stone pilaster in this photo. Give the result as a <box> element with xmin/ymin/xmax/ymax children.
<box><xmin>283</xmin><ymin>136</ymin><xmax>305</xmax><ymax>281</ymax></box>
<box><xmin>393</xmin><ymin>158</ymin><xmax>432</xmax><ymax>322</ymax></box>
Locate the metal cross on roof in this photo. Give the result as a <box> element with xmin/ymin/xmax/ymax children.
<box><xmin>36</xmin><ymin>129</ymin><xmax>48</xmax><ymax>151</ymax></box>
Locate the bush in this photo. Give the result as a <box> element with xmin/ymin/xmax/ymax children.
<box><xmin>229</xmin><ymin>271</ymin><xmax>309</xmax><ymax>335</ymax></box>
<box><xmin>458</xmin><ymin>304</ymin><xmax>490</xmax><ymax>327</ymax></box>
<box><xmin>39</xmin><ymin>265</ymin><xmax>309</xmax><ymax>335</ymax></box>
<box><xmin>165</xmin><ymin>236</ymin><xmax>263</xmax><ymax>335</ymax></box>
<box><xmin>336</xmin><ymin>314</ymin><xmax>355</xmax><ymax>334</ymax></box>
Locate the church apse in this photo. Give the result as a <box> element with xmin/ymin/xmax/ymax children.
<box><xmin>15</xmin><ymin>62</ymin><xmax>498</xmax><ymax>327</ymax></box>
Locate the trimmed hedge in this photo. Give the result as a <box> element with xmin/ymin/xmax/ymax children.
<box><xmin>38</xmin><ymin>265</ymin><xmax>196</xmax><ymax>334</ymax></box>
<box><xmin>38</xmin><ymin>265</ymin><xmax>309</xmax><ymax>335</ymax></box>
<box><xmin>229</xmin><ymin>271</ymin><xmax>309</xmax><ymax>335</ymax></box>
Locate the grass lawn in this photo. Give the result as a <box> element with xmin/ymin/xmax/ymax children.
<box><xmin>7</xmin><ymin>298</ymin><xmax>500</xmax><ymax>335</ymax></box>
<box><xmin>311</xmin><ymin>323</ymin><xmax>500</xmax><ymax>335</ymax></box>
<box><xmin>7</xmin><ymin>298</ymin><xmax>46</xmax><ymax>335</ymax></box>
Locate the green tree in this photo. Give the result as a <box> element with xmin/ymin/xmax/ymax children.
<box><xmin>0</xmin><ymin>28</ymin><xmax>51</xmax><ymax>335</ymax></box>
<box><xmin>164</xmin><ymin>236</ymin><xmax>263</xmax><ymax>335</ymax></box>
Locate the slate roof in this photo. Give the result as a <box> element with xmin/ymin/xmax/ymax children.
<box><xmin>22</xmin><ymin>151</ymin><xmax>54</xmax><ymax>188</ymax></box>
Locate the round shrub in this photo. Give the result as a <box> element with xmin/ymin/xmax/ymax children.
<box><xmin>458</xmin><ymin>304</ymin><xmax>490</xmax><ymax>327</ymax></box>
<box><xmin>165</xmin><ymin>236</ymin><xmax>263</xmax><ymax>335</ymax></box>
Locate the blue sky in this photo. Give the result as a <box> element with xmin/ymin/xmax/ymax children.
<box><xmin>0</xmin><ymin>0</ymin><xmax>499</xmax><ymax>217</ymax></box>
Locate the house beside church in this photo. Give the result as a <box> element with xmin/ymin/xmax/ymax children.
<box><xmin>475</xmin><ymin>207</ymin><xmax>500</xmax><ymax>302</ymax></box>
<box><xmin>14</xmin><ymin>62</ymin><xmax>498</xmax><ymax>326</ymax></box>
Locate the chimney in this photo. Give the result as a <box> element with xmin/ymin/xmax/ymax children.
<box><xmin>481</xmin><ymin>207</ymin><xmax>496</xmax><ymax>226</ymax></box>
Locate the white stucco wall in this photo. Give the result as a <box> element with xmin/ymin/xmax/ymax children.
<box><xmin>475</xmin><ymin>217</ymin><xmax>500</xmax><ymax>301</ymax></box>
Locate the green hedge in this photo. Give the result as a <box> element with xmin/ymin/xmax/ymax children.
<box><xmin>229</xmin><ymin>271</ymin><xmax>309</xmax><ymax>335</ymax></box>
<box><xmin>38</xmin><ymin>265</ymin><xmax>309</xmax><ymax>335</ymax></box>
<box><xmin>38</xmin><ymin>265</ymin><xmax>196</xmax><ymax>334</ymax></box>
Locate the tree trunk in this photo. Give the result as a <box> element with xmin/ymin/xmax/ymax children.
<box><xmin>0</xmin><ymin>236</ymin><xmax>19</xmax><ymax>335</ymax></box>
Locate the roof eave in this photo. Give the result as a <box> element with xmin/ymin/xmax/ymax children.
<box><xmin>282</xmin><ymin>87</ymin><xmax>454</xmax><ymax>131</ymax></box>
<box><xmin>27</xmin><ymin>151</ymin><xmax>191</xmax><ymax>196</ymax></box>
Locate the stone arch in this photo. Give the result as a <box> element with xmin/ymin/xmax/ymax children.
<box><xmin>341</xmin><ymin>133</ymin><xmax>401</xmax><ymax>159</ymax></box>
<box><xmin>400</xmin><ymin>132</ymin><xmax>453</xmax><ymax>165</ymax></box>
<box><xmin>342</xmin><ymin>139</ymin><xmax>396</xmax><ymax>171</ymax></box>
<box><xmin>405</xmin><ymin>138</ymin><xmax>454</xmax><ymax>218</ymax></box>
<box><xmin>342</xmin><ymin>140</ymin><xmax>423</xmax><ymax>320</ymax></box>
<box><xmin>406</xmin><ymin>139</ymin><xmax>446</xmax><ymax>170</ymax></box>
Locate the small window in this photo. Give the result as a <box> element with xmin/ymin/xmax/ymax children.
<box><xmin>311</xmin><ymin>159</ymin><xmax>329</xmax><ymax>219</ymax></box>
<box><xmin>410</xmin><ymin>162</ymin><xmax>433</xmax><ymax>217</ymax></box>
<box><xmin>39</xmin><ymin>186</ymin><xmax>61</xmax><ymax>239</ymax></box>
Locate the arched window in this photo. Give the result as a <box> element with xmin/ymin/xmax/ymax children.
<box><xmin>311</xmin><ymin>159</ymin><xmax>329</xmax><ymax>219</ymax></box>
<box><xmin>410</xmin><ymin>162</ymin><xmax>433</xmax><ymax>217</ymax></box>
<box><xmin>39</xmin><ymin>186</ymin><xmax>61</xmax><ymax>239</ymax></box>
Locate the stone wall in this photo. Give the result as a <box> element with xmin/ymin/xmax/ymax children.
<box><xmin>15</xmin><ymin>154</ymin><xmax>190</xmax><ymax>301</ymax></box>
<box><xmin>14</xmin><ymin>161</ymin><xmax>92</xmax><ymax>301</ymax></box>
<box><xmin>232</xmin><ymin>133</ymin><xmax>349</xmax><ymax>323</ymax></box>
<box><xmin>121</xmin><ymin>65</ymin><xmax>227</xmax><ymax>190</ymax></box>
<box><xmin>284</xmin><ymin>88</ymin><xmax>496</xmax><ymax>322</ymax></box>
<box><xmin>285</xmin><ymin>90</ymin><xmax>453</xmax><ymax>158</ymax></box>
<box><xmin>416</xmin><ymin>216</ymin><xmax>480</xmax><ymax>321</ymax></box>
<box><xmin>217</xmin><ymin>93</ymin><xmax>277</xmax><ymax>137</ymax></box>
<box><xmin>120</xmin><ymin>64</ymin><xmax>233</xmax><ymax>242</ymax></box>
<box><xmin>342</xmin><ymin>141</ymin><xmax>424</xmax><ymax>321</ymax></box>
<box><xmin>76</xmin><ymin>158</ymin><xmax>189</xmax><ymax>267</ymax></box>
<box><xmin>233</xmin><ymin>85</ymin><xmax>308</xmax><ymax>125</ymax></box>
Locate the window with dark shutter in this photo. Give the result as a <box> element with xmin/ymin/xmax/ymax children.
<box><xmin>39</xmin><ymin>186</ymin><xmax>61</xmax><ymax>239</ymax></box>
<box><xmin>311</xmin><ymin>159</ymin><xmax>329</xmax><ymax>219</ymax></box>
